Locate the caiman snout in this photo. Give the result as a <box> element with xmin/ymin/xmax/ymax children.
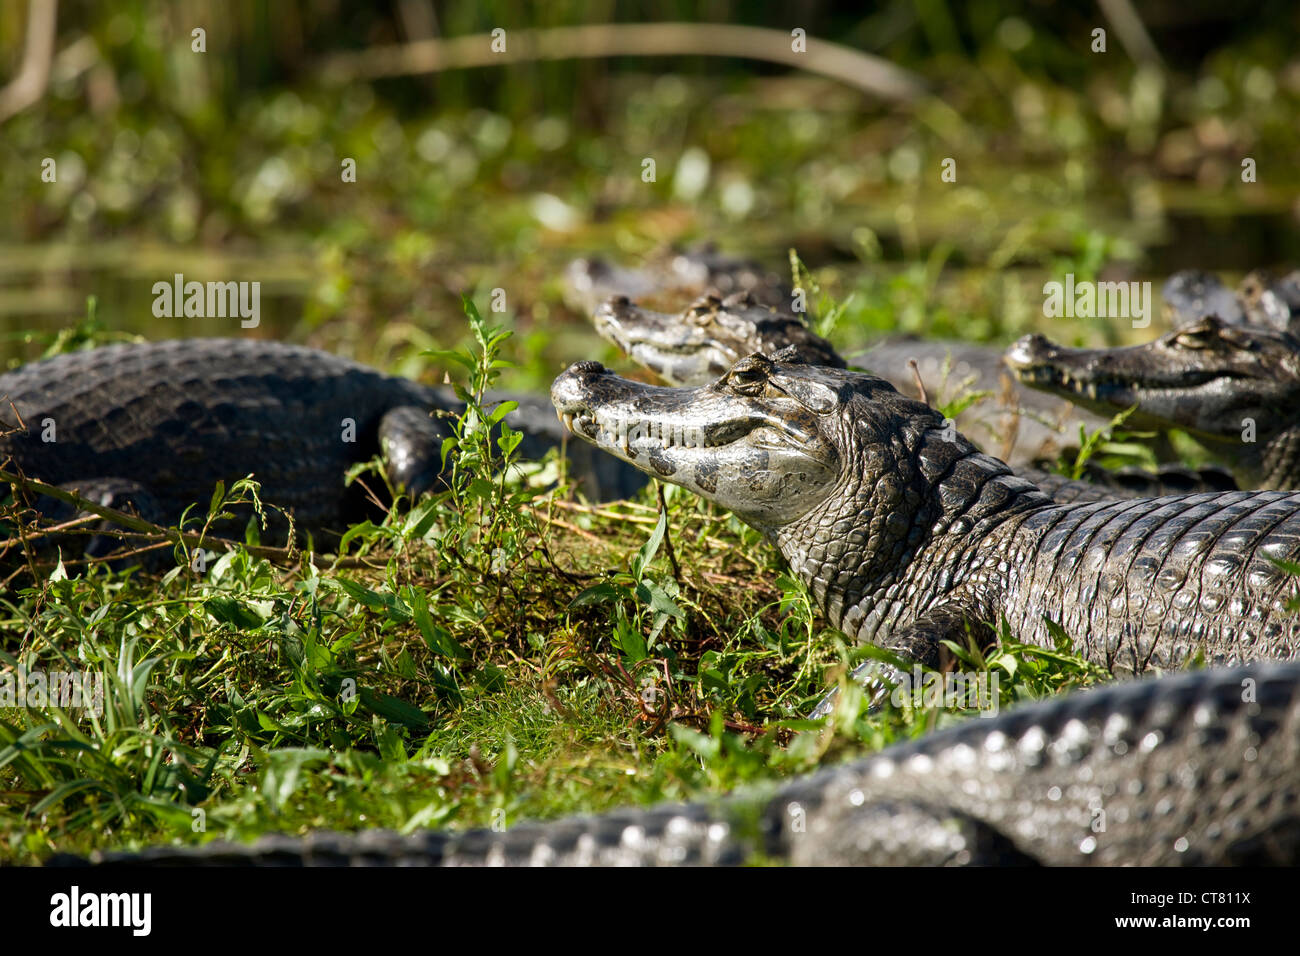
<box><xmin>568</xmin><ymin>360</ymin><xmax>607</xmax><ymax>377</ymax></box>
<box><xmin>1004</xmin><ymin>334</ymin><xmax>1057</xmax><ymax>371</ymax></box>
<box><xmin>551</xmin><ymin>360</ymin><xmax>611</xmax><ymax>432</ymax></box>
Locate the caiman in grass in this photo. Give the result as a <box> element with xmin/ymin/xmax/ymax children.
<box><xmin>0</xmin><ymin>338</ymin><xmax>643</xmax><ymax>552</ymax></box>
<box><xmin>49</xmin><ymin>664</ymin><xmax>1300</xmax><ymax>865</ymax></box>
<box><xmin>552</xmin><ymin>353</ymin><xmax>1300</xmax><ymax>708</ymax></box>
<box><xmin>569</xmin><ymin>247</ymin><xmax>1110</xmax><ymax>467</ymax></box>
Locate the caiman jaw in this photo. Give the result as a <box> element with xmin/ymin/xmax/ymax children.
<box><xmin>1006</xmin><ymin>333</ymin><xmax>1237</xmax><ymax>410</ymax></box>
<box><xmin>592</xmin><ymin>296</ymin><xmax>735</xmax><ymax>384</ymax></box>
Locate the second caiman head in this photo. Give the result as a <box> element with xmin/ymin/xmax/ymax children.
<box><xmin>591</xmin><ymin>291</ymin><xmax>845</xmax><ymax>388</ymax></box>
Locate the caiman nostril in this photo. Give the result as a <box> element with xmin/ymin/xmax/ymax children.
<box><xmin>570</xmin><ymin>360</ymin><xmax>606</xmax><ymax>377</ymax></box>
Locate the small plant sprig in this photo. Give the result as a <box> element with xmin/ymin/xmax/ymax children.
<box><xmin>1064</xmin><ymin>405</ymin><xmax>1153</xmax><ymax>480</ymax></box>
<box><xmin>788</xmin><ymin>249</ymin><xmax>855</xmax><ymax>339</ymax></box>
<box><xmin>424</xmin><ymin>294</ymin><xmax>532</xmax><ymax>576</ymax></box>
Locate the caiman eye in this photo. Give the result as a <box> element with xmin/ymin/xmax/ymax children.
<box><xmin>1173</xmin><ymin>327</ymin><xmax>1219</xmax><ymax>349</ymax></box>
<box><xmin>1172</xmin><ymin>314</ymin><xmax>1229</xmax><ymax>348</ymax></box>
<box><xmin>728</xmin><ymin>367</ymin><xmax>767</xmax><ymax>392</ymax></box>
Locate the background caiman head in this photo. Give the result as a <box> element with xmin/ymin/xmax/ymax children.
<box><xmin>1006</xmin><ymin>315</ymin><xmax>1300</xmax><ymax>488</ymax></box>
<box><xmin>591</xmin><ymin>291</ymin><xmax>845</xmax><ymax>388</ymax></box>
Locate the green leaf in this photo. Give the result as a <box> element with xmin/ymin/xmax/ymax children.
<box><xmin>569</xmin><ymin>582</ymin><xmax>625</xmax><ymax>607</ymax></box>
<box><xmin>631</xmin><ymin>507</ymin><xmax>668</xmax><ymax>580</ymax></box>
<box><xmin>204</xmin><ymin>596</ymin><xmax>266</xmax><ymax>630</ymax></box>
<box><xmin>359</xmin><ymin>687</ymin><xmax>429</xmax><ymax>728</ymax></box>
<box><xmin>406</xmin><ymin>588</ymin><xmax>466</xmax><ymax>660</ymax></box>
<box><xmin>616</xmin><ymin>617</ymin><xmax>647</xmax><ymax>662</ymax></box>
<box><xmin>423</xmin><ymin>348</ymin><xmax>476</xmax><ymax>372</ymax></box>
<box><xmin>338</xmin><ymin>520</ymin><xmax>383</xmax><ymax>554</ymax></box>
<box><xmin>497</xmin><ymin>426</ymin><xmax>523</xmax><ymax>457</ymax></box>
<box><xmin>208</xmin><ymin>479</ymin><xmax>226</xmax><ymax>515</ymax></box>
<box><xmin>332</xmin><ymin>579</ymin><xmax>412</xmax><ymax>622</ymax></box>
<box><xmin>635</xmin><ymin>580</ymin><xmax>683</xmax><ymax>620</ymax></box>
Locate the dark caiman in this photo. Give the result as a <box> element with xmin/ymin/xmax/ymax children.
<box><xmin>50</xmin><ymin>664</ymin><xmax>1300</xmax><ymax>865</ymax></box>
<box><xmin>1008</xmin><ymin>270</ymin><xmax>1300</xmax><ymax>491</ymax></box>
<box><xmin>1161</xmin><ymin>268</ymin><xmax>1300</xmax><ymax>331</ymax></box>
<box><xmin>0</xmin><ymin>338</ymin><xmax>644</xmax><ymax>550</ymax></box>
<box><xmin>551</xmin><ymin>353</ymin><xmax>1300</xmax><ymax>710</ymax></box>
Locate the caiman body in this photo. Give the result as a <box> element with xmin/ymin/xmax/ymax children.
<box><xmin>0</xmin><ymin>338</ymin><xmax>642</xmax><ymax>546</ymax></box>
<box><xmin>551</xmin><ymin>354</ymin><xmax>1300</xmax><ymax>683</ymax></box>
<box><xmin>54</xmin><ymin>664</ymin><xmax>1300</xmax><ymax>866</ymax></box>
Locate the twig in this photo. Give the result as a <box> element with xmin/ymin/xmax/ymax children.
<box><xmin>1096</xmin><ymin>0</ymin><xmax>1164</xmax><ymax>69</ymax></box>
<box><xmin>539</xmin><ymin>514</ymin><xmax>616</xmax><ymax>548</ymax></box>
<box><xmin>0</xmin><ymin>0</ymin><xmax>58</xmax><ymax>122</ymax></box>
<box><xmin>907</xmin><ymin>358</ymin><xmax>930</xmax><ymax>406</ymax></box>
<box><xmin>317</xmin><ymin>23</ymin><xmax>926</xmax><ymax>103</ymax></box>
<box><xmin>655</xmin><ymin>482</ymin><xmax>683</xmax><ymax>584</ymax></box>
<box><xmin>997</xmin><ymin>371</ymin><xmax>1020</xmax><ymax>464</ymax></box>
<box><xmin>0</xmin><ymin>467</ymin><xmax>374</xmax><ymax>569</ymax></box>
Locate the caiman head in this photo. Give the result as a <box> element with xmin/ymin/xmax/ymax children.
<box><xmin>553</xmin><ymin>352</ymin><xmax>1044</xmax><ymax>628</ymax></box>
<box><xmin>1162</xmin><ymin>268</ymin><xmax>1300</xmax><ymax>332</ymax></box>
<box><xmin>592</xmin><ymin>291</ymin><xmax>845</xmax><ymax>388</ymax></box>
<box><xmin>1006</xmin><ymin>316</ymin><xmax>1300</xmax><ymax>488</ymax></box>
<box><xmin>565</xmin><ymin>245</ymin><xmax>789</xmax><ymax>313</ymax></box>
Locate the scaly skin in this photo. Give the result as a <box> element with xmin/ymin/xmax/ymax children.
<box><xmin>52</xmin><ymin>664</ymin><xmax>1300</xmax><ymax>865</ymax></box>
<box><xmin>1162</xmin><ymin>268</ymin><xmax>1300</xmax><ymax>331</ymax></box>
<box><xmin>0</xmin><ymin>339</ymin><xmax>644</xmax><ymax>547</ymax></box>
<box><xmin>550</xmin><ymin>355</ymin><xmax>1300</xmax><ymax>688</ymax></box>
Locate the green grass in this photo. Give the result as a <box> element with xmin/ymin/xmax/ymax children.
<box><xmin>0</xmin><ymin>294</ymin><xmax>1122</xmax><ymax>865</ymax></box>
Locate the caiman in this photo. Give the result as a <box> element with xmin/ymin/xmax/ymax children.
<box><xmin>578</xmin><ymin>261</ymin><xmax>1233</xmax><ymax>501</ymax></box>
<box><xmin>1008</xmin><ymin>269</ymin><xmax>1300</xmax><ymax>491</ymax></box>
<box><xmin>564</xmin><ymin>243</ymin><xmax>792</xmax><ymax>315</ymax></box>
<box><xmin>551</xmin><ymin>353</ymin><xmax>1300</xmax><ymax>707</ymax></box>
<box><xmin>50</xmin><ymin>663</ymin><xmax>1300</xmax><ymax>865</ymax></box>
<box><xmin>0</xmin><ymin>338</ymin><xmax>644</xmax><ymax>550</ymax></box>
<box><xmin>569</xmin><ymin>248</ymin><xmax>1106</xmax><ymax>469</ymax></box>
<box><xmin>1161</xmin><ymin>268</ymin><xmax>1300</xmax><ymax>331</ymax></box>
